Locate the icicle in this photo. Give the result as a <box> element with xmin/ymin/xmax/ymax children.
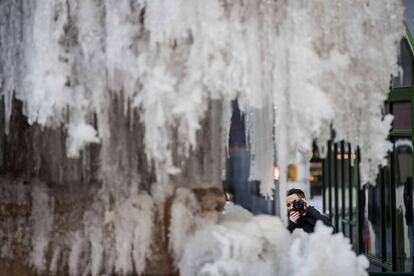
<box><xmin>246</xmin><ymin>102</ymin><xmax>275</xmax><ymax>198</ymax></box>
<box><xmin>0</xmin><ymin>0</ymin><xmax>403</xmax><ymax>188</ymax></box>
<box><xmin>0</xmin><ymin>0</ymin><xmax>405</xmax><ymax>274</ymax></box>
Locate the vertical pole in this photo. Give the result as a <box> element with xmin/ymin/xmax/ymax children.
<box><xmin>390</xmin><ymin>146</ymin><xmax>397</xmax><ymax>271</ymax></box>
<box><xmin>380</xmin><ymin>165</ymin><xmax>387</xmax><ymax>270</ymax></box>
<box><xmin>328</xmin><ymin>141</ymin><xmax>333</xmax><ymax>222</ymax></box>
<box><xmin>349</xmin><ymin>143</ymin><xmax>353</xmax><ymax>244</ymax></box>
<box><xmin>322</xmin><ymin>157</ymin><xmax>326</xmax><ymax>215</ymax></box>
<box><xmin>334</xmin><ymin>143</ymin><xmax>339</xmax><ymax>231</ymax></box>
<box><xmin>357</xmin><ymin>148</ymin><xmax>363</xmax><ymax>254</ymax></box>
<box><xmin>341</xmin><ymin>141</ymin><xmax>346</xmax><ymax>234</ymax></box>
<box><xmin>389</xmin><ymin>88</ymin><xmax>396</xmax><ymax>270</ymax></box>
<box><xmin>410</xmin><ymin>38</ymin><xmax>414</xmax><ymax>273</ymax></box>
<box><xmin>0</xmin><ymin>96</ymin><xmax>4</xmax><ymax>170</ymax></box>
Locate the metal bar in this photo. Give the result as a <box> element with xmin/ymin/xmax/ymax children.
<box><xmin>328</xmin><ymin>141</ymin><xmax>333</xmax><ymax>222</ymax></box>
<box><xmin>349</xmin><ymin>143</ymin><xmax>354</xmax><ymax>245</ymax></box>
<box><xmin>0</xmin><ymin>96</ymin><xmax>4</xmax><ymax>171</ymax></box>
<box><xmin>387</xmin><ymin>101</ymin><xmax>397</xmax><ymax>271</ymax></box>
<box><xmin>334</xmin><ymin>143</ymin><xmax>339</xmax><ymax>231</ymax></box>
<box><xmin>365</xmin><ymin>253</ymin><xmax>393</xmax><ymax>272</ymax></box>
<box><xmin>356</xmin><ymin>147</ymin><xmax>363</xmax><ymax>255</ymax></box>
<box><xmin>387</xmin><ymin>88</ymin><xmax>412</xmax><ymax>102</ymax></box>
<box><xmin>389</xmin><ymin>130</ymin><xmax>412</xmax><ymax>137</ymax></box>
<box><xmin>410</xmin><ymin>38</ymin><xmax>414</xmax><ymax>274</ymax></box>
<box><xmin>322</xmin><ymin>156</ymin><xmax>326</xmax><ymax>215</ymax></box>
<box><xmin>341</xmin><ymin>141</ymin><xmax>346</xmax><ymax>234</ymax></box>
<box><xmin>390</xmin><ymin>144</ymin><xmax>397</xmax><ymax>271</ymax></box>
<box><xmin>404</xmin><ymin>22</ymin><xmax>414</xmax><ymax>58</ymax></box>
<box><xmin>341</xmin><ymin>218</ymin><xmax>356</xmax><ymax>226</ymax></box>
<box><xmin>369</xmin><ymin>273</ymin><xmax>413</xmax><ymax>276</ymax></box>
<box><xmin>380</xmin><ymin>166</ymin><xmax>386</xmax><ymax>270</ymax></box>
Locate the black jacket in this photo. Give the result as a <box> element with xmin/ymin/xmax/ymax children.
<box><xmin>287</xmin><ymin>206</ymin><xmax>334</xmax><ymax>233</ymax></box>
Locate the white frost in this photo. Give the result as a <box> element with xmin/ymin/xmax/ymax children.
<box><xmin>67</xmin><ymin>121</ymin><xmax>100</xmax><ymax>158</ymax></box>
<box><xmin>1</xmin><ymin>0</ymin><xmax>403</xmax><ymax>191</ymax></box>
<box><xmin>113</xmin><ymin>193</ymin><xmax>154</xmax><ymax>275</ymax></box>
<box><xmin>30</xmin><ymin>184</ymin><xmax>54</xmax><ymax>272</ymax></box>
<box><xmin>0</xmin><ymin>0</ymin><xmax>405</xmax><ymax>274</ymax></box>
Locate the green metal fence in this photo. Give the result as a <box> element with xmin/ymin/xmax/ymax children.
<box><xmin>369</xmin><ymin>273</ymin><xmax>414</xmax><ymax>276</ymax></box>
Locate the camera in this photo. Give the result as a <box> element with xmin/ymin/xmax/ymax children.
<box><xmin>292</xmin><ymin>199</ymin><xmax>306</xmax><ymax>213</ymax></box>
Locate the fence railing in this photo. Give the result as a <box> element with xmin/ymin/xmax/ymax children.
<box><xmin>369</xmin><ymin>273</ymin><xmax>414</xmax><ymax>276</ymax></box>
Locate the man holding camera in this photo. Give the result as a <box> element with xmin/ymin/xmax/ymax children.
<box><xmin>286</xmin><ymin>188</ymin><xmax>334</xmax><ymax>233</ymax></box>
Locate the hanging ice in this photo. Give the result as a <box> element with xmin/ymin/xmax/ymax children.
<box><xmin>0</xmin><ymin>0</ymin><xmax>404</xmax><ymax>274</ymax></box>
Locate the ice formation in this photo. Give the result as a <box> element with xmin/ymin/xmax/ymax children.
<box><xmin>246</xmin><ymin>103</ymin><xmax>275</xmax><ymax>197</ymax></box>
<box><xmin>0</xmin><ymin>0</ymin><xmax>405</xmax><ymax>274</ymax></box>
<box><xmin>168</xmin><ymin>187</ymin><xmax>203</xmax><ymax>263</ymax></box>
<box><xmin>30</xmin><ymin>184</ymin><xmax>54</xmax><ymax>272</ymax></box>
<box><xmin>289</xmin><ymin>223</ymin><xmax>369</xmax><ymax>276</ymax></box>
<box><xmin>0</xmin><ymin>0</ymin><xmax>404</xmax><ymax>187</ymax></box>
<box><xmin>175</xmin><ymin>214</ymin><xmax>368</xmax><ymax>276</ymax></box>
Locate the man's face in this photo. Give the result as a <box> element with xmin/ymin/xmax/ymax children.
<box><xmin>286</xmin><ymin>194</ymin><xmax>300</xmax><ymax>214</ymax></box>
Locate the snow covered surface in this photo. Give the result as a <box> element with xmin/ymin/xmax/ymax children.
<box><xmin>0</xmin><ymin>0</ymin><xmax>405</xmax><ymax>274</ymax></box>
<box><xmin>289</xmin><ymin>223</ymin><xmax>368</xmax><ymax>276</ymax></box>
<box><xmin>219</xmin><ymin>201</ymin><xmax>254</xmax><ymax>223</ymax></box>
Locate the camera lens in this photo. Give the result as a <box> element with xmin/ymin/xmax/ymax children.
<box><xmin>292</xmin><ymin>199</ymin><xmax>305</xmax><ymax>213</ymax></box>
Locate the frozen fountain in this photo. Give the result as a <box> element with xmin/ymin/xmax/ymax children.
<box><xmin>0</xmin><ymin>0</ymin><xmax>404</xmax><ymax>275</ymax></box>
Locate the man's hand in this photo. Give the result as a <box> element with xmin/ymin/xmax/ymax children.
<box><xmin>289</xmin><ymin>211</ymin><xmax>301</xmax><ymax>224</ymax></box>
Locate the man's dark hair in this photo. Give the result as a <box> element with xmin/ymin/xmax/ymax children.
<box><xmin>287</xmin><ymin>188</ymin><xmax>306</xmax><ymax>199</ymax></box>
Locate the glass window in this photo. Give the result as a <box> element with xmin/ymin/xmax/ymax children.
<box><xmin>394</xmin><ymin>139</ymin><xmax>414</xmax><ymax>271</ymax></box>
<box><xmin>392</xmin><ymin>40</ymin><xmax>412</xmax><ymax>88</ymax></box>
<box><xmin>392</xmin><ymin>102</ymin><xmax>412</xmax><ymax>131</ymax></box>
